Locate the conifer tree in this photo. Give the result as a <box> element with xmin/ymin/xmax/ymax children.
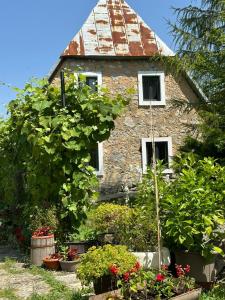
<box><xmin>171</xmin><ymin>0</ymin><xmax>225</xmax><ymax>160</ymax></box>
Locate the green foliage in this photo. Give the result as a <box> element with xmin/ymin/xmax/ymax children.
<box><xmin>169</xmin><ymin>0</ymin><xmax>225</xmax><ymax>161</ymax></box>
<box><xmin>0</xmin><ymin>74</ymin><xmax>128</xmax><ymax>236</ymax></box>
<box><xmin>119</xmin><ymin>267</ymin><xmax>195</xmax><ymax>299</ymax></box>
<box><xmin>27</xmin><ymin>206</ymin><xmax>59</xmax><ymax>234</ymax></box>
<box><xmin>161</xmin><ymin>154</ymin><xmax>225</xmax><ymax>258</ymax></box>
<box><xmin>77</xmin><ymin>244</ymin><xmax>137</xmax><ymax>285</ymax></box>
<box><xmin>88</xmin><ymin>203</ymin><xmax>157</xmax><ymax>251</ymax></box>
<box><xmin>200</xmin><ymin>284</ymin><xmax>225</xmax><ymax>300</ymax></box>
<box><xmin>68</xmin><ymin>224</ymin><xmax>97</xmax><ymax>242</ymax></box>
<box><xmin>88</xmin><ymin>203</ymin><xmax>131</xmax><ymax>234</ymax></box>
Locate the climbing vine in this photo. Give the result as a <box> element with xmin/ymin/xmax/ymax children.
<box><xmin>0</xmin><ymin>74</ymin><xmax>129</xmax><ymax>236</ymax></box>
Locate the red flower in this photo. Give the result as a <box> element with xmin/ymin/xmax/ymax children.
<box><xmin>135</xmin><ymin>261</ymin><xmax>141</xmax><ymax>270</ymax></box>
<box><xmin>184</xmin><ymin>265</ymin><xmax>191</xmax><ymax>273</ymax></box>
<box><xmin>109</xmin><ymin>264</ymin><xmax>120</xmax><ymax>276</ymax></box>
<box><xmin>123</xmin><ymin>272</ymin><xmax>130</xmax><ymax>282</ymax></box>
<box><xmin>156</xmin><ymin>273</ymin><xmax>165</xmax><ymax>282</ymax></box>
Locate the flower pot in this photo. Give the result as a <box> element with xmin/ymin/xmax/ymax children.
<box><xmin>59</xmin><ymin>260</ymin><xmax>80</xmax><ymax>272</ymax></box>
<box><xmin>31</xmin><ymin>234</ymin><xmax>55</xmax><ymax>266</ymax></box>
<box><xmin>132</xmin><ymin>247</ymin><xmax>171</xmax><ymax>269</ymax></box>
<box><xmin>89</xmin><ymin>289</ymin><xmax>121</xmax><ymax>300</ymax></box>
<box><xmin>67</xmin><ymin>240</ymin><xmax>97</xmax><ymax>254</ymax></box>
<box><xmin>170</xmin><ymin>288</ymin><xmax>202</xmax><ymax>300</ymax></box>
<box><xmin>174</xmin><ymin>251</ymin><xmax>216</xmax><ymax>283</ymax></box>
<box><xmin>93</xmin><ymin>275</ymin><xmax>117</xmax><ymax>295</ymax></box>
<box><xmin>43</xmin><ymin>257</ymin><xmax>60</xmax><ymax>271</ymax></box>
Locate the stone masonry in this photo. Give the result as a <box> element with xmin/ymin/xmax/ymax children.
<box><xmin>52</xmin><ymin>58</ymin><xmax>199</xmax><ymax>197</ymax></box>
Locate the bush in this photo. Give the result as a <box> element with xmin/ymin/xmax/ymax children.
<box><xmin>161</xmin><ymin>154</ymin><xmax>225</xmax><ymax>258</ymax></box>
<box><xmin>77</xmin><ymin>244</ymin><xmax>137</xmax><ymax>285</ymax></box>
<box><xmin>88</xmin><ymin>203</ymin><xmax>157</xmax><ymax>251</ymax></box>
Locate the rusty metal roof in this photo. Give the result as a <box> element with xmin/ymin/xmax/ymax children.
<box><xmin>61</xmin><ymin>0</ymin><xmax>174</xmax><ymax>57</ymax></box>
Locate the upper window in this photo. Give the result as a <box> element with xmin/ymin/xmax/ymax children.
<box><xmin>138</xmin><ymin>71</ymin><xmax>165</xmax><ymax>106</ymax></box>
<box><xmin>141</xmin><ymin>137</ymin><xmax>172</xmax><ymax>174</ymax></box>
<box><xmin>77</xmin><ymin>72</ymin><xmax>102</xmax><ymax>92</ymax></box>
<box><xmin>90</xmin><ymin>142</ymin><xmax>104</xmax><ymax>176</ymax></box>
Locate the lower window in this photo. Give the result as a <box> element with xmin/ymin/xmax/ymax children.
<box><xmin>141</xmin><ymin>137</ymin><xmax>173</xmax><ymax>173</ymax></box>
<box><xmin>90</xmin><ymin>142</ymin><xmax>104</xmax><ymax>176</ymax></box>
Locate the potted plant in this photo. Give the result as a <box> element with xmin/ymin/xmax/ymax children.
<box><xmin>117</xmin><ymin>264</ymin><xmax>201</xmax><ymax>300</ymax></box>
<box><xmin>59</xmin><ymin>246</ymin><xmax>80</xmax><ymax>272</ymax></box>
<box><xmin>161</xmin><ymin>155</ymin><xmax>225</xmax><ymax>282</ymax></box>
<box><xmin>43</xmin><ymin>253</ymin><xmax>62</xmax><ymax>270</ymax></box>
<box><xmin>77</xmin><ymin>244</ymin><xmax>138</xmax><ymax>295</ymax></box>
<box><xmin>67</xmin><ymin>225</ymin><xmax>98</xmax><ymax>254</ymax></box>
<box><xmin>31</xmin><ymin>226</ymin><xmax>55</xmax><ymax>266</ymax></box>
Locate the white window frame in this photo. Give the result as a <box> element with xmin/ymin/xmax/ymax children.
<box><xmin>141</xmin><ymin>137</ymin><xmax>173</xmax><ymax>174</ymax></box>
<box><xmin>75</xmin><ymin>71</ymin><xmax>102</xmax><ymax>88</ymax></box>
<box><xmin>138</xmin><ymin>71</ymin><xmax>165</xmax><ymax>106</ymax></box>
<box><xmin>94</xmin><ymin>142</ymin><xmax>104</xmax><ymax>177</ymax></box>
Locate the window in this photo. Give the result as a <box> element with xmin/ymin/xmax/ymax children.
<box><xmin>90</xmin><ymin>142</ymin><xmax>104</xmax><ymax>176</ymax></box>
<box><xmin>142</xmin><ymin>137</ymin><xmax>172</xmax><ymax>173</ymax></box>
<box><xmin>138</xmin><ymin>71</ymin><xmax>165</xmax><ymax>106</ymax></box>
<box><xmin>77</xmin><ymin>72</ymin><xmax>102</xmax><ymax>92</ymax></box>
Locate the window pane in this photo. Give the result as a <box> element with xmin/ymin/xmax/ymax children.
<box><xmin>146</xmin><ymin>141</ymin><xmax>168</xmax><ymax>167</ymax></box>
<box><xmin>142</xmin><ymin>76</ymin><xmax>161</xmax><ymax>101</ymax></box>
<box><xmin>90</xmin><ymin>144</ymin><xmax>99</xmax><ymax>171</ymax></box>
<box><xmin>86</xmin><ymin>76</ymin><xmax>98</xmax><ymax>92</ymax></box>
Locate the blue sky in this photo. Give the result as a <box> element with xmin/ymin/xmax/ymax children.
<box><xmin>0</xmin><ymin>0</ymin><xmax>196</xmax><ymax>117</ymax></box>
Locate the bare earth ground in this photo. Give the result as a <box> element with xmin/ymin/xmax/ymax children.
<box><xmin>0</xmin><ymin>245</ymin><xmax>82</xmax><ymax>300</ymax></box>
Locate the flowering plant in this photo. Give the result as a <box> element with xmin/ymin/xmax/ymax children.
<box><xmin>60</xmin><ymin>246</ymin><xmax>79</xmax><ymax>261</ymax></box>
<box><xmin>44</xmin><ymin>253</ymin><xmax>62</xmax><ymax>260</ymax></box>
<box><xmin>77</xmin><ymin>245</ymin><xmax>137</xmax><ymax>285</ymax></box>
<box><xmin>32</xmin><ymin>226</ymin><xmax>53</xmax><ymax>237</ymax></box>
<box><xmin>118</xmin><ymin>264</ymin><xmax>195</xmax><ymax>299</ymax></box>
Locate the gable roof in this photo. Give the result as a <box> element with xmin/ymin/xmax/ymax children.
<box><xmin>61</xmin><ymin>0</ymin><xmax>174</xmax><ymax>57</ymax></box>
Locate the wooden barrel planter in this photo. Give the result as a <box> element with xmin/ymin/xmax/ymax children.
<box><xmin>31</xmin><ymin>234</ymin><xmax>55</xmax><ymax>266</ymax></box>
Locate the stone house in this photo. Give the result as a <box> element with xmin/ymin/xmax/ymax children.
<box><xmin>49</xmin><ymin>0</ymin><xmax>203</xmax><ymax>198</ymax></box>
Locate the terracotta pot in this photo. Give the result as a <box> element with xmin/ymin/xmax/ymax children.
<box><xmin>93</xmin><ymin>275</ymin><xmax>117</xmax><ymax>295</ymax></box>
<box><xmin>59</xmin><ymin>259</ymin><xmax>80</xmax><ymax>272</ymax></box>
<box><xmin>43</xmin><ymin>257</ymin><xmax>60</xmax><ymax>270</ymax></box>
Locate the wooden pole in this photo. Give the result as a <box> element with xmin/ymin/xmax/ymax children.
<box><xmin>150</xmin><ymin>100</ymin><xmax>161</xmax><ymax>271</ymax></box>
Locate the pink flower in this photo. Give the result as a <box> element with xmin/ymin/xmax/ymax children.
<box><xmin>162</xmin><ymin>264</ymin><xmax>168</xmax><ymax>271</ymax></box>
<box><xmin>156</xmin><ymin>273</ymin><xmax>165</xmax><ymax>282</ymax></box>
<box><xmin>184</xmin><ymin>265</ymin><xmax>191</xmax><ymax>273</ymax></box>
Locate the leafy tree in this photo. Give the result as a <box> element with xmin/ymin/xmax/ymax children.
<box><xmin>170</xmin><ymin>0</ymin><xmax>225</xmax><ymax>161</ymax></box>
<box><xmin>0</xmin><ymin>74</ymin><xmax>128</xmax><ymax>237</ymax></box>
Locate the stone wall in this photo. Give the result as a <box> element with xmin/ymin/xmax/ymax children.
<box><xmin>52</xmin><ymin>58</ymin><xmax>199</xmax><ymax>198</ymax></box>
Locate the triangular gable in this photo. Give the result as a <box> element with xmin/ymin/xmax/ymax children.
<box><xmin>62</xmin><ymin>0</ymin><xmax>174</xmax><ymax>57</ymax></box>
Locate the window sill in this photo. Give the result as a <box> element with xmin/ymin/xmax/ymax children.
<box><xmin>139</xmin><ymin>100</ymin><xmax>166</xmax><ymax>106</ymax></box>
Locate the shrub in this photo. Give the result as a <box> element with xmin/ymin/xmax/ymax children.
<box><xmin>77</xmin><ymin>244</ymin><xmax>137</xmax><ymax>285</ymax></box>
<box><xmin>88</xmin><ymin>203</ymin><xmax>157</xmax><ymax>251</ymax></box>
<box><xmin>161</xmin><ymin>154</ymin><xmax>225</xmax><ymax>258</ymax></box>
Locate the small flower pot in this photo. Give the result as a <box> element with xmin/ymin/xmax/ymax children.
<box><xmin>59</xmin><ymin>259</ymin><xmax>80</xmax><ymax>272</ymax></box>
<box><xmin>43</xmin><ymin>257</ymin><xmax>60</xmax><ymax>271</ymax></box>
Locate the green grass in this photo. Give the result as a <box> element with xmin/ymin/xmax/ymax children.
<box><xmin>0</xmin><ymin>258</ymin><xmax>91</xmax><ymax>299</ymax></box>
<box><xmin>0</xmin><ymin>257</ymin><xmax>24</xmax><ymax>274</ymax></box>
<box><xmin>0</xmin><ymin>288</ymin><xmax>20</xmax><ymax>300</ymax></box>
